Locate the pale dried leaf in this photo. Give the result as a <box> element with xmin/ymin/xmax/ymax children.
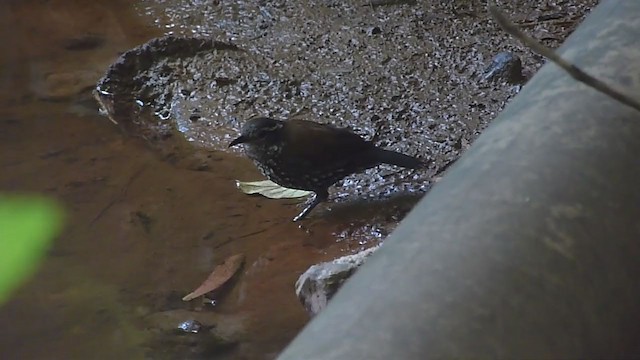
<box><xmin>236</xmin><ymin>180</ymin><xmax>312</xmax><ymax>199</ymax></box>
<box><xmin>182</xmin><ymin>254</ymin><xmax>245</xmax><ymax>301</ymax></box>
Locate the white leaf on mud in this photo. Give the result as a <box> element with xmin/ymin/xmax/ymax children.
<box><xmin>236</xmin><ymin>180</ymin><xmax>312</xmax><ymax>199</ymax></box>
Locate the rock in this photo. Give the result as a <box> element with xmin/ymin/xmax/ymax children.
<box><xmin>177</xmin><ymin>319</ymin><xmax>203</xmax><ymax>333</ymax></box>
<box><xmin>481</xmin><ymin>52</ymin><xmax>525</xmax><ymax>84</ymax></box>
<box><xmin>145</xmin><ymin>309</ymin><xmax>245</xmax><ymax>339</ymax></box>
<box><xmin>94</xmin><ymin>35</ymin><xmax>243</xmax><ymax>143</ymax></box>
<box><xmin>144</xmin><ymin>309</ymin><xmax>246</xmax><ymax>359</ymax></box>
<box><xmin>95</xmin><ymin>35</ymin><xmax>241</xmax><ymax>123</ymax></box>
<box><xmin>295</xmin><ymin>244</ymin><xmax>381</xmax><ymax>316</ymax></box>
<box><xmin>366</xmin><ymin>26</ymin><xmax>382</xmax><ymax>36</ymax></box>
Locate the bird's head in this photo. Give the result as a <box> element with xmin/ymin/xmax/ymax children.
<box><xmin>229</xmin><ymin>117</ymin><xmax>285</xmax><ymax>148</ymax></box>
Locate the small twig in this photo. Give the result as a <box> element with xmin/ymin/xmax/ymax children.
<box><xmin>237</xmin><ymin>228</ymin><xmax>269</xmax><ymax>239</ymax></box>
<box><xmin>517</xmin><ymin>18</ymin><xmax>578</xmax><ymax>28</ymax></box>
<box><xmin>212</xmin><ymin>227</ymin><xmax>271</xmax><ymax>249</ymax></box>
<box><xmin>488</xmin><ymin>2</ymin><xmax>640</xmax><ymax>114</ymax></box>
<box><xmin>91</xmin><ymin>166</ymin><xmax>147</xmax><ymax>225</ymax></box>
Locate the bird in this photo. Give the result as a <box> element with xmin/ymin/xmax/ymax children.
<box><xmin>229</xmin><ymin>117</ymin><xmax>426</xmax><ymax>221</ymax></box>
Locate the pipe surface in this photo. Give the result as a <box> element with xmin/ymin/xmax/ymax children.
<box><xmin>277</xmin><ymin>0</ymin><xmax>640</xmax><ymax>358</ymax></box>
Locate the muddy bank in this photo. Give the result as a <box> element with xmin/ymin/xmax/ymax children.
<box><xmin>110</xmin><ymin>0</ymin><xmax>598</xmax><ymax>229</ymax></box>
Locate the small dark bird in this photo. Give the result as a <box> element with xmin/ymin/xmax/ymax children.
<box><xmin>229</xmin><ymin>117</ymin><xmax>425</xmax><ymax>221</ymax></box>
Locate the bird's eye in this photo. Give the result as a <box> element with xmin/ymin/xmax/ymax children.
<box><xmin>256</xmin><ymin>124</ymin><xmax>280</xmax><ymax>138</ymax></box>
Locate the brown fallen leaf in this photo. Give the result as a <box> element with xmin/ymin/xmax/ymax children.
<box><xmin>182</xmin><ymin>254</ymin><xmax>245</xmax><ymax>301</ymax></box>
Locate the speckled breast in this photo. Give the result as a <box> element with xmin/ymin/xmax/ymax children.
<box><xmin>244</xmin><ymin>143</ymin><xmax>357</xmax><ymax>191</ymax></box>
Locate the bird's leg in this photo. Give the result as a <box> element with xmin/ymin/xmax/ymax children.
<box><xmin>292</xmin><ymin>196</ymin><xmax>318</xmax><ymax>222</ymax></box>
<box><xmin>292</xmin><ymin>189</ymin><xmax>328</xmax><ymax>222</ymax></box>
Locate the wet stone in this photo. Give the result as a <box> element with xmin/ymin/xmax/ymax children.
<box><xmin>94</xmin><ymin>35</ymin><xmax>244</xmax><ymax>146</ymax></box>
<box><xmin>295</xmin><ymin>244</ymin><xmax>381</xmax><ymax>316</ymax></box>
<box><xmin>366</xmin><ymin>26</ymin><xmax>383</xmax><ymax>36</ymax></box>
<box><xmin>145</xmin><ymin>309</ymin><xmax>244</xmax><ymax>359</ymax></box>
<box><xmin>482</xmin><ymin>52</ymin><xmax>525</xmax><ymax>84</ymax></box>
<box><xmin>177</xmin><ymin>320</ymin><xmax>204</xmax><ymax>334</ymax></box>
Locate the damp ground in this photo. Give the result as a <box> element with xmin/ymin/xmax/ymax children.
<box><xmin>0</xmin><ymin>0</ymin><xmax>597</xmax><ymax>359</ymax></box>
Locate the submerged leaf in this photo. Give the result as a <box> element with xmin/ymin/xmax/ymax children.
<box><xmin>236</xmin><ymin>180</ymin><xmax>312</xmax><ymax>199</ymax></box>
<box><xmin>182</xmin><ymin>254</ymin><xmax>245</xmax><ymax>301</ymax></box>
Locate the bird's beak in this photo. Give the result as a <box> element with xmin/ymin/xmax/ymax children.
<box><xmin>228</xmin><ymin>135</ymin><xmax>246</xmax><ymax>148</ymax></box>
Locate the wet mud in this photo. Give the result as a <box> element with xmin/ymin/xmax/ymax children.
<box><xmin>0</xmin><ymin>0</ymin><xmax>597</xmax><ymax>359</ymax></box>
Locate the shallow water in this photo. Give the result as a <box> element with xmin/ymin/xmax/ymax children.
<box><xmin>0</xmin><ymin>1</ymin><xmax>381</xmax><ymax>359</ymax></box>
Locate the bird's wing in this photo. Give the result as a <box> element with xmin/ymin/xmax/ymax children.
<box><xmin>282</xmin><ymin>120</ymin><xmax>374</xmax><ymax>166</ymax></box>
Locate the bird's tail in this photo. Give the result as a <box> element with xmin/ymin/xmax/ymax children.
<box><xmin>373</xmin><ymin>148</ymin><xmax>426</xmax><ymax>169</ymax></box>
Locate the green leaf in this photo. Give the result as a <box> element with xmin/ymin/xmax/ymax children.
<box><xmin>236</xmin><ymin>180</ymin><xmax>312</xmax><ymax>199</ymax></box>
<box><xmin>0</xmin><ymin>195</ymin><xmax>64</xmax><ymax>305</ymax></box>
